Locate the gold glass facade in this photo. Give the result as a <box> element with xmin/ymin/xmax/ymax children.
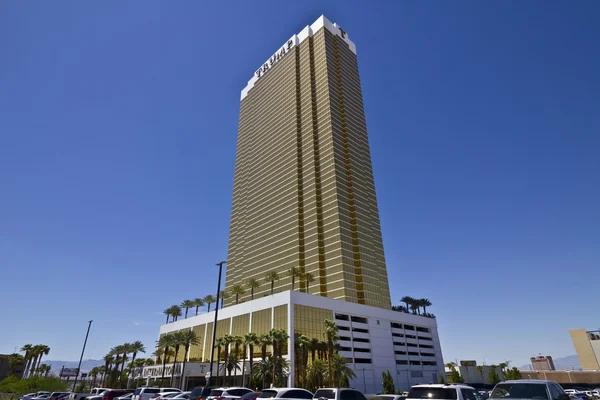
<box><xmin>293</xmin><ymin>304</ymin><xmax>333</xmax><ymax>343</ymax></box>
<box><xmin>225</xmin><ymin>24</ymin><xmax>391</xmax><ymax>309</ymax></box>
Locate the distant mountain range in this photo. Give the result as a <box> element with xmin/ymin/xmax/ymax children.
<box><xmin>44</xmin><ymin>359</ymin><xmax>105</xmax><ymax>375</ymax></box>
<box><xmin>519</xmin><ymin>355</ymin><xmax>581</xmax><ymax>371</ymax></box>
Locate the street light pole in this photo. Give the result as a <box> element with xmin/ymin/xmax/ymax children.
<box><xmin>362</xmin><ymin>369</ymin><xmax>367</xmax><ymax>393</ymax></box>
<box><xmin>208</xmin><ymin>261</ymin><xmax>226</xmax><ymax>388</ymax></box>
<box><xmin>72</xmin><ymin>320</ymin><xmax>93</xmax><ymax>391</ymax></box>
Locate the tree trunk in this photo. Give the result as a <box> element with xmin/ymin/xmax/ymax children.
<box><xmin>208</xmin><ymin>303</ymin><xmax>212</xmax><ymax>313</ymax></box>
<box><xmin>170</xmin><ymin>347</ymin><xmax>180</xmax><ymax>387</ymax></box>
<box><xmin>185</xmin><ymin>308</ymin><xmax>188</xmax><ymax>319</ymax></box>
<box><xmin>270</xmin><ymin>282</ymin><xmax>274</xmax><ymax>295</ymax></box>
<box><xmin>166</xmin><ymin>314</ymin><xmax>169</xmax><ymax>324</ymax></box>
<box><xmin>251</xmin><ymin>288</ymin><xmax>254</xmax><ymax>300</ymax></box>
<box><xmin>327</xmin><ymin>337</ymin><xmax>333</xmax><ymax>387</ymax></box>
<box><xmin>195</xmin><ymin>306</ymin><xmax>199</xmax><ymax>316</ymax></box>
<box><xmin>291</xmin><ymin>275</ymin><xmax>295</xmax><ymax>291</ymax></box>
<box><xmin>127</xmin><ymin>352</ymin><xmax>137</xmax><ymax>388</ymax></box>
<box><xmin>248</xmin><ymin>345</ymin><xmax>254</xmax><ymax>389</ymax></box>
<box><xmin>180</xmin><ymin>345</ymin><xmax>189</xmax><ymax>390</ymax></box>
<box><xmin>272</xmin><ymin>340</ymin><xmax>277</xmax><ymax>387</ymax></box>
<box><xmin>161</xmin><ymin>346</ymin><xmax>169</xmax><ymax>384</ymax></box>
<box><xmin>241</xmin><ymin>345</ymin><xmax>247</xmax><ymax>387</ymax></box>
<box><xmin>215</xmin><ymin>347</ymin><xmax>221</xmax><ymax>387</ymax></box>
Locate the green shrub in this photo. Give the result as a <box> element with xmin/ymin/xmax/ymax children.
<box><xmin>0</xmin><ymin>376</ymin><xmax>67</xmax><ymax>395</ymax></box>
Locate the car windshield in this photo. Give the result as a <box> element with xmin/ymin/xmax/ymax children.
<box><xmin>490</xmin><ymin>384</ymin><xmax>549</xmax><ymax>400</ymax></box>
<box><xmin>134</xmin><ymin>391</ymin><xmax>143</xmax><ymax>396</ymax></box>
<box><xmin>165</xmin><ymin>395</ymin><xmax>180</xmax><ymax>398</ymax></box>
<box><xmin>259</xmin><ymin>391</ymin><xmax>277</xmax><ymax>399</ymax></box>
<box><xmin>241</xmin><ymin>394</ymin><xmax>258</xmax><ymax>399</ymax></box>
<box><xmin>314</xmin><ymin>390</ymin><xmax>335</xmax><ymax>400</ymax></box>
<box><xmin>408</xmin><ymin>388</ymin><xmax>457</xmax><ymax>400</ymax></box>
<box><xmin>209</xmin><ymin>392</ymin><xmax>223</xmax><ymax>397</ymax></box>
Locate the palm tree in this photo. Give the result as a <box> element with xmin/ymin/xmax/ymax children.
<box><xmin>169</xmin><ymin>305</ymin><xmax>183</xmax><ymax>321</ymax></box>
<box><xmin>193</xmin><ymin>298</ymin><xmax>205</xmax><ymax>316</ymax></box>
<box><xmin>20</xmin><ymin>344</ymin><xmax>33</xmax><ymax>378</ymax></box>
<box><xmin>309</xmin><ymin>337</ymin><xmax>319</xmax><ymax>361</ymax></box>
<box><xmin>324</xmin><ymin>319</ymin><xmax>339</xmax><ymax>386</ymax></box>
<box><xmin>204</xmin><ymin>295</ymin><xmax>216</xmax><ymax>312</ymax></box>
<box><xmin>306</xmin><ymin>358</ymin><xmax>327</xmax><ymax>392</ymax></box>
<box><xmin>410</xmin><ymin>300</ymin><xmax>420</xmax><ymax>315</ymax></box>
<box><xmin>178</xmin><ymin>330</ymin><xmax>201</xmax><ymax>390</ymax></box>
<box><xmin>246</xmin><ymin>278</ymin><xmax>260</xmax><ymax>300</ymax></box>
<box><xmin>169</xmin><ymin>331</ymin><xmax>186</xmax><ymax>386</ymax></box>
<box><xmin>34</xmin><ymin>345</ymin><xmax>50</xmax><ymax>375</ymax></box>
<box><xmin>220</xmin><ymin>335</ymin><xmax>235</xmax><ymax>384</ymax></box>
<box><xmin>400</xmin><ymin>296</ymin><xmax>414</xmax><ymax>312</ymax></box>
<box><xmin>296</xmin><ymin>334</ymin><xmax>311</xmax><ymax>386</ymax></box>
<box><xmin>270</xmin><ymin>329</ymin><xmax>289</xmax><ymax>387</ymax></box>
<box><xmin>126</xmin><ymin>341</ymin><xmax>146</xmax><ymax>387</ymax></box>
<box><xmin>419</xmin><ymin>298</ymin><xmax>432</xmax><ymax>314</ymax></box>
<box><xmin>214</xmin><ymin>337</ymin><xmax>225</xmax><ymax>386</ymax></box>
<box><xmin>181</xmin><ymin>300</ymin><xmax>195</xmax><ymax>319</ymax></box>
<box><xmin>157</xmin><ymin>333</ymin><xmax>175</xmax><ymax>385</ymax></box>
<box><xmin>242</xmin><ymin>333</ymin><xmax>259</xmax><ymax>387</ymax></box>
<box><xmin>477</xmin><ymin>365</ymin><xmax>485</xmax><ymax>388</ymax></box>
<box><xmin>220</xmin><ymin>291</ymin><xmax>230</xmax><ymax>309</ymax></box>
<box><xmin>230</xmin><ymin>285</ymin><xmax>246</xmax><ymax>304</ymax></box>
<box><xmin>97</xmin><ymin>365</ymin><xmax>106</xmax><ymax>385</ymax></box>
<box><xmin>264</xmin><ymin>271</ymin><xmax>280</xmax><ymax>295</ymax></box>
<box><xmin>221</xmin><ymin>350</ymin><xmax>241</xmax><ymax>384</ymax></box>
<box><xmin>8</xmin><ymin>354</ymin><xmax>24</xmax><ymax>376</ymax></box>
<box><xmin>252</xmin><ymin>357</ymin><xmax>273</xmax><ymax>391</ymax></box>
<box><xmin>260</xmin><ymin>333</ymin><xmax>271</xmax><ymax>360</ymax></box>
<box><xmin>38</xmin><ymin>363</ymin><xmax>51</xmax><ymax>377</ymax></box>
<box><xmin>301</xmin><ymin>272</ymin><xmax>315</xmax><ymax>293</ymax></box>
<box><xmin>326</xmin><ymin>354</ymin><xmax>355</xmax><ymax>387</ymax></box>
<box><xmin>163</xmin><ymin>308</ymin><xmax>172</xmax><ymax>324</ymax></box>
<box><xmin>102</xmin><ymin>353</ymin><xmax>114</xmax><ymax>386</ymax></box>
<box><xmin>119</xmin><ymin>343</ymin><xmax>132</xmax><ymax>379</ymax></box>
<box><xmin>288</xmin><ymin>267</ymin><xmax>301</xmax><ymax>291</ymax></box>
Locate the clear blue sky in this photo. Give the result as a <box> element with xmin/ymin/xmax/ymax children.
<box><xmin>1</xmin><ymin>1</ymin><xmax>599</xmax><ymax>369</ymax></box>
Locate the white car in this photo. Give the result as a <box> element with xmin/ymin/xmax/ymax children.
<box><xmin>171</xmin><ymin>393</ymin><xmax>192</xmax><ymax>400</ymax></box>
<box><xmin>116</xmin><ymin>395</ymin><xmax>134</xmax><ymax>400</ymax></box>
<box><xmin>313</xmin><ymin>389</ymin><xmax>367</xmax><ymax>400</ymax></box>
<box><xmin>206</xmin><ymin>388</ymin><xmax>253</xmax><ymax>400</ymax></box>
<box><xmin>259</xmin><ymin>388</ymin><xmax>313</xmax><ymax>400</ymax></box>
<box><xmin>407</xmin><ymin>384</ymin><xmax>478</xmax><ymax>400</ymax></box>
<box><xmin>133</xmin><ymin>388</ymin><xmax>182</xmax><ymax>400</ymax></box>
<box><xmin>490</xmin><ymin>380</ymin><xmax>570</xmax><ymax>400</ymax></box>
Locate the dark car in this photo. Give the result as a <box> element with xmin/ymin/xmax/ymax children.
<box><xmin>104</xmin><ymin>391</ymin><xmax>134</xmax><ymax>400</ymax></box>
<box><xmin>50</xmin><ymin>393</ymin><xmax>71</xmax><ymax>400</ymax></box>
<box><xmin>240</xmin><ymin>394</ymin><xmax>261</xmax><ymax>400</ymax></box>
<box><xmin>190</xmin><ymin>388</ymin><xmax>213</xmax><ymax>400</ymax></box>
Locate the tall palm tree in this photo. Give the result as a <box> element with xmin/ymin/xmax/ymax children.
<box><xmin>102</xmin><ymin>354</ymin><xmax>114</xmax><ymax>386</ymax></box>
<box><xmin>419</xmin><ymin>298</ymin><xmax>432</xmax><ymax>314</ymax></box>
<box><xmin>169</xmin><ymin>331</ymin><xmax>186</xmax><ymax>387</ymax></box>
<box><xmin>245</xmin><ymin>278</ymin><xmax>260</xmax><ymax>300</ymax></box>
<box><xmin>20</xmin><ymin>344</ymin><xmax>33</xmax><ymax>378</ymax></box>
<box><xmin>301</xmin><ymin>272</ymin><xmax>315</xmax><ymax>293</ymax></box>
<box><xmin>401</xmin><ymin>296</ymin><xmax>413</xmax><ymax>312</ymax></box>
<box><xmin>324</xmin><ymin>319</ymin><xmax>339</xmax><ymax>386</ymax></box>
<box><xmin>306</xmin><ymin>358</ymin><xmax>327</xmax><ymax>393</ymax></box>
<box><xmin>297</xmin><ymin>334</ymin><xmax>311</xmax><ymax>386</ymax></box>
<box><xmin>157</xmin><ymin>334</ymin><xmax>175</xmax><ymax>385</ymax></box>
<box><xmin>120</xmin><ymin>343</ymin><xmax>132</xmax><ymax>378</ymax></box>
<box><xmin>214</xmin><ymin>337</ymin><xmax>224</xmax><ymax>386</ymax></box>
<box><xmin>222</xmin><ymin>351</ymin><xmax>241</xmax><ymax>384</ymax></box>
<box><xmin>326</xmin><ymin>354</ymin><xmax>355</xmax><ymax>387</ymax></box>
<box><xmin>178</xmin><ymin>330</ymin><xmax>201</xmax><ymax>390</ymax></box>
<box><xmin>163</xmin><ymin>308</ymin><xmax>172</xmax><ymax>324</ymax></box>
<box><xmin>270</xmin><ymin>329</ymin><xmax>289</xmax><ymax>387</ymax></box>
<box><xmin>126</xmin><ymin>341</ymin><xmax>146</xmax><ymax>387</ymax></box>
<box><xmin>204</xmin><ymin>295</ymin><xmax>216</xmax><ymax>312</ymax></box>
<box><xmin>230</xmin><ymin>285</ymin><xmax>246</xmax><ymax>304</ymax></box>
<box><xmin>242</xmin><ymin>333</ymin><xmax>259</xmax><ymax>387</ymax></box>
<box><xmin>193</xmin><ymin>298</ymin><xmax>205</xmax><ymax>316</ymax></box>
<box><xmin>410</xmin><ymin>300</ymin><xmax>420</xmax><ymax>315</ymax></box>
<box><xmin>219</xmin><ymin>291</ymin><xmax>230</xmax><ymax>309</ymax></box>
<box><xmin>220</xmin><ymin>335</ymin><xmax>235</xmax><ymax>384</ymax></box>
<box><xmin>97</xmin><ymin>365</ymin><xmax>106</xmax><ymax>385</ymax></box>
<box><xmin>288</xmin><ymin>267</ymin><xmax>301</xmax><ymax>291</ymax></box>
<box><xmin>264</xmin><ymin>271</ymin><xmax>280</xmax><ymax>295</ymax></box>
<box><xmin>181</xmin><ymin>300</ymin><xmax>195</xmax><ymax>319</ymax></box>
<box><xmin>169</xmin><ymin>305</ymin><xmax>183</xmax><ymax>321</ymax></box>
<box><xmin>309</xmin><ymin>338</ymin><xmax>319</xmax><ymax>362</ymax></box>
<box><xmin>259</xmin><ymin>333</ymin><xmax>271</xmax><ymax>360</ymax></box>
<box><xmin>34</xmin><ymin>345</ymin><xmax>50</xmax><ymax>375</ymax></box>
<box><xmin>39</xmin><ymin>364</ymin><xmax>51</xmax><ymax>377</ymax></box>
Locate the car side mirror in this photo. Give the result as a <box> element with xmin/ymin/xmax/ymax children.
<box><xmin>558</xmin><ymin>395</ymin><xmax>570</xmax><ymax>400</ymax></box>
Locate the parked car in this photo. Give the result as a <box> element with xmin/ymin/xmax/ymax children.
<box><xmin>240</xmin><ymin>394</ymin><xmax>261</xmax><ymax>400</ymax></box>
<box><xmin>49</xmin><ymin>392</ymin><xmax>71</xmax><ymax>400</ymax></box>
<box><xmin>313</xmin><ymin>389</ymin><xmax>367</xmax><ymax>400</ymax></box>
<box><xmin>171</xmin><ymin>393</ymin><xmax>192</xmax><ymax>400</ymax></box>
<box><xmin>407</xmin><ymin>384</ymin><xmax>480</xmax><ymax>400</ymax></box>
<box><xmin>32</xmin><ymin>395</ymin><xmax>50</xmax><ymax>400</ymax></box>
<box><xmin>490</xmin><ymin>380</ymin><xmax>570</xmax><ymax>400</ymax></box>
<box><xmin>190</xmin><ymin>387</ymin><xmax>213</xmax><ymax>400</ymax></box>
<box><xmin>116</xmin><ymin>394</ymin><xmax>134</xmax><ymax>400</ymax></box>
<box><xmin>372</xmin><ymin>396</ymin><xmax>406</xmax><ymax>400</ymax></box>
<box><xmin>133</xmin><ymin>388</ymin><xmax>182</xmax><ymax>400</ymax></box>
<box><xmin>153</xmin><ymin>393</ymin><xmax>184</xmax><ymax>400</ymax></box>
<box><xmin>206</xmin><ymin>388</ymin><xmax>253</xmax><ymax>400</ymax></box>
<box><xmin>101</xmin><ymin>390</ymin><xmax>134</xmax><ymax>400</ymax></box>
<box><xmin>259</xmin><ymin>388</ymin><xmax>313</xmax><ymax>400</ymax></box>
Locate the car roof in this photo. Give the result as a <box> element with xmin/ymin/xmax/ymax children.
<box><xmin>502</xmin><ymin>380</ymin><xmax>554</xmax><ymax>384</ymax></box>
<box><xmin>214</xmin><ymin>388</ymin><xmax>250</xmax><ymax>391</ymax></box>
<box><xmin>412</xmin><ymin>384</ymin><xmax>474</xmax><ymax>389</ymax></box>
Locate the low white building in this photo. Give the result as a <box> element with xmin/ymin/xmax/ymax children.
<box><xmin>139</xmin><ymin>290</ymin><xmax>444</xmax><ymax>393</ymax></box>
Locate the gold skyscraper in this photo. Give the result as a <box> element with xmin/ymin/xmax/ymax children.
<box><xmin>225</xmin><ymin>16</ymin><xmax>391</xmax><ymax>309</ymax></box>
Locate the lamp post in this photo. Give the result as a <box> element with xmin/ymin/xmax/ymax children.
<box><xmin>72</xmin><ymin>320</ymin><xmax>93</xmax><ymax>391</ymax></box>
<box><xmin>362</xmin><ymin>368</ymin><xmax>367</xmax><ymax>393</ymax></box>
<box><xmin>208</xmin><ymin>261</ymin><xmax>226</xmax><ymax>387</ymax></box>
